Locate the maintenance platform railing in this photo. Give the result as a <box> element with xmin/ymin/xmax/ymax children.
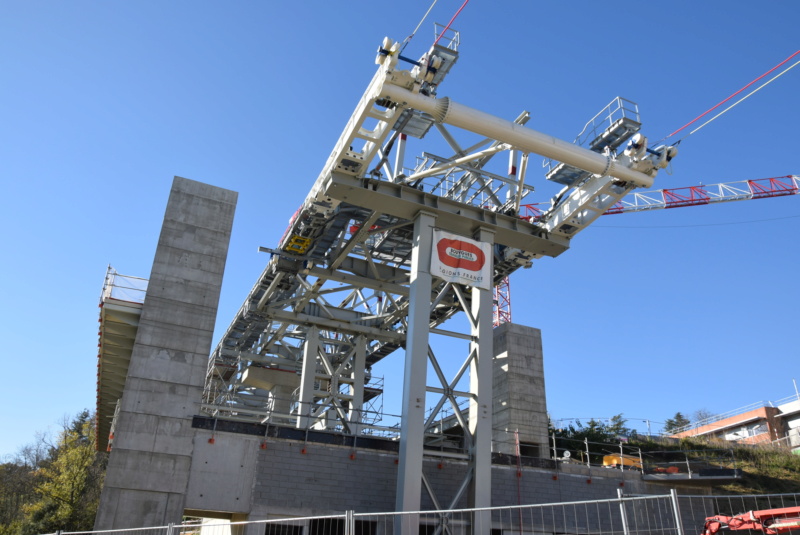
<box><xmin>544</xmin><ymin>96</ymin><xmax>641</xmax><ymax>186</ymax></box>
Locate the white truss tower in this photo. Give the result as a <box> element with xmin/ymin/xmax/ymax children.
<box><xmin>201</xmin><ymin>27</ymin><xmax>675</xmax><ymax>532</ymax></box>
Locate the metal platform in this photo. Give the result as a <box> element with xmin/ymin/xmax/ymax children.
<box><xmin>96</xmin><ymin>267</ymin><xmax>147</xmax><ymax>452</ymax></box>
<box><xmin>545</xmin><ymin>97</ymin><xmax>641</xmax><ymax>186</ymax></box>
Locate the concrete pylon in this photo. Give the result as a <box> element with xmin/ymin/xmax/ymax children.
<box><xmin>95</xmin><ymin>177</ymin><xmax>237</xmax><ymax>528</ymax></box>
<box><xmin>492</xmin><ymin>323</ymin><xmax>550</xmax><ymax>458</ymax></box>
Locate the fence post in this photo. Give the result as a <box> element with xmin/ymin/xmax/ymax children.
<box><xmin>617</xmin><ymin>489</ymin><xmax>630</xmax><ymax>535</ymax></box>
<box><xmin>346</xmin><ymin>510</ymin><xmax>355</xmax><ymax>535</ymax></box>
<box><xmin>584</xmin><ymin>438</ymin><xmax>590</xmax><ymax>468</ymax></box>
<box><xmin>669</xmin><ymin>489</ymin><xmax>685</xmax><ymax>535</ymax></box>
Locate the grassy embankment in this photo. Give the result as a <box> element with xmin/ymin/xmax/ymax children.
<box><xmin>630</xmin><ymin>436</ymin><xmax>800</xmax><ymax>494</ymax></box>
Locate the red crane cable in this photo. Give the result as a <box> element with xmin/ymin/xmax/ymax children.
<box><xmin>665</xmin><ymin>49</ymin><xmax>800</xmax><ymax>140</ymax></box>
<box><xmin>432</xmin><ymin>0</ymin><xmax>470</xmax><ymax>47</ymax></box>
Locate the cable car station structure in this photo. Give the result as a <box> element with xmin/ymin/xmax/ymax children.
<box><xmin>96</xmin><ymin>27</ymin><xmax>687</xmax><ymax>532</ymax></box>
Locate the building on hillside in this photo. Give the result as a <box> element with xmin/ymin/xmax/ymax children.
<box><xmin>672</xmin><ymin>396</ymin><xmax>800</xmax><ymax>452</ymax></box>
<box><xmin>776</xmin><ymin>398</ymin><xmax>800</xmax><ymax>451</ymax></box>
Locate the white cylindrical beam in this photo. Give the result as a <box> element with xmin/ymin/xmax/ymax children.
<box><xmin>379</xmin><ymin>84</ymin><xmax>654</xmax><ymax>189</ymax></box>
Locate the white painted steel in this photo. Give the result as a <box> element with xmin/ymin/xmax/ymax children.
<box><xmin>378</xmin><ymin>84</ymin><xmax>656</xmax><ymax>189</ymax></box>
<box><xmin>396</xmin><ymin>210</ymin><xmax>437</xmax><ymax>524</ymax></box>
<box><xmin>348</xmin><ymin>336</ymin><xmax>367</xmax><ymax>435</ymax></box>
<box><xmin>296</xmin><ymin>327</ymin><xmax>319</xmax><ymax>430</ymax></box>
<box><xmin>469</xmin><ymin>227</ymin><xmax>495</xmax><ymax>511</ymax></box>
<box><xmin>198</xmin><ymin>33</ymin><xmax>681</xmax><ymax>523</ymax></box>
<box><xmin>402</xmin><ymin>144</ymin><xmax>509</xmax><ymax>184</ymax></box>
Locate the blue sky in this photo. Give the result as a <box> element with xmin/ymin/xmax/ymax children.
<box><xmin>1</xmin><ymin>1</ymin><xmax>798</xmax><ymax>457</ymax></box>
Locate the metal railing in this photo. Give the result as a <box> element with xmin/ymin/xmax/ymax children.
<box><xmin>433</xmin><ymin>23</ymin><xmax>460</xmax><ymax>51</ymax></box>
<box><xmin>101</xmin><ymin>265</ymin><xmax>148</xmax><ymax>304</ymax></box>
<box><xmin>548</xmin><ymin>435</ymin><xmax>740</xmax><ymax>478</ymax></box>
<box><xmin>542</xmin><ymin>96</ymin><xmax>640</xmax><ymax>175</ymax></box>
<box><xmin>671</xmin><ymin>393</ymin><xmax>800</xmax><ymax>436</ymax></box>
<box><xmin>572</xmin><ymin>97</ymin><xmax>640</xmax><ymax>149</ymax></box>
<box><xmin>48</xmin><ymin>492</ymin><xmax>800</xmax><ymax>535</ymax></box>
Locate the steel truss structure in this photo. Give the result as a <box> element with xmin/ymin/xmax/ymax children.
<box><xmin>497</xmin><ymin>174</ymin><xmax>799</xmax><ymax>323</ymax></box>
<box><xmin>520</xmin><ymin>175</ymin><xmax>800</xmax><ymax>219</ymax></box>
<box><xmin>200</xmin><ymin>27</ymin><xmax>674</xmax><ymax>521</ymax></box>
<box><xmin>606</xmin><ymin>175</ymin><xmax>800</xmax><ymax>214</ymax></box>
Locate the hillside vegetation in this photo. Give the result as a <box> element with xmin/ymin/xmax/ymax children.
<box><xmin>553</xmin><ymin>416</ymin><xmax>800</xmax><ymax>494</ymax></box>
<box><xmin>632</xmin><ymin>436</ymin><xmax>800</xmax><ymax>494</ymax></box>
<box><xmin>0</xmin><ymin>410</ymin><xmax>106</xmax><ymax>535</ymax></box>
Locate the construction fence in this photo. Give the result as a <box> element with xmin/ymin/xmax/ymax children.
<box><xmin>44</xmin><ymin>491</ymin><xmax>800</xmax><ymax>535</ymax></box>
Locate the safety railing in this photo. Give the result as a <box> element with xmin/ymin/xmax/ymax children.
<box><xmin>542</xmin><ymin>96</ymin><xmax>641</xmax><ymax>177</ymax></box>
<box><xmin>573</xmin><ymin>96</ymin><xmax>640</xmax><ymax>148</ymax></box>
<box><xmin>48</xmin><ymin>493</ymin><xmax>679</xmax><ymax>535</ymax></box>
<box><xmin>670</xmin><ymin>396</ymin><xmax>800</xmax><ymax>436</ymax></box>
<box><xmin>43</xmin><ymin>491</ymin><xmax>800</xmax><ymax>535</ymax></box>
<box><xmin>548</xmin><ymin>435</ymin><xmax>740</xmax><ymax>478</ymax></box>
<box><xmin>433</xmin><ymin>23</ymin><xmax>460</xmax><ymax>51</ymax></box>
<box><xmin>101</xmin><ymin>265</ymin><xmax>148</xmax><ymax>304</ymax></box>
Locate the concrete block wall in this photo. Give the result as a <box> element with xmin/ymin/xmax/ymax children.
<box><xmin>248</xmin><ymin>437</ymin><xmax>482</xmax><ymax>518</ymax></box>
<box><xmin>250</xmin><ymin>438</ymin><xmax>400</xmax><ymax>518</ymax></box>
<box><xmin>243</xmin><ymin>434</ymin><xmax>693</xmax><ymax>520</ymax></box>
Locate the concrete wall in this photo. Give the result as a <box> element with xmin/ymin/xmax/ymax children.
<box><xmin>238</xmin><ymin>432</ymin><xmax>693</xmax><ymax>521</ymax></box>
<box><xmin>493</xmin><ymin>323</ymin><xmax>549</xmax><ymax>457</ymax></box>
<box><xmin>95</xmin><ymin>178</ymin><xmax>703</xmax><ymax>528</ymax></box>
<box><xmin>95</xmin><ymin>177</ymin><xmax>237</xmax><ymax>529</ymax></box>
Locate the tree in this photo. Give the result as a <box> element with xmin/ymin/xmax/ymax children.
<box><xmin>607</xmin><ymin>414</ymin><xmax>633</xmax><ymax>438</ymax></box>
<box><xmin>663</xmin><ymin>412</ymin><xmax>691</xmax><ymax>434</ymax></box>
<box><xmin>0</xmin><ymin>410</ymin><xmax>107</xmax><ymax>535</ymax></box>
<box><xmin>0</xmin><ymin>462</ymin><xmax>35</xmax><ymax>534</ymax></box>
<box><xmin>24</xmin><ymin>410</ymin><xmax>105</xmax><ymax>533</ymax></box>
<box><xmin>693</xmin><ymin>408</ymin><xmax>715</xmax><ymax>423</ymax></box>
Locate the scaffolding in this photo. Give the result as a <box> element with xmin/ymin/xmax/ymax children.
<box><xmin>96</xmin><ymin>266</ymin><xmax>148</xmax><ymax>452</ymax></box>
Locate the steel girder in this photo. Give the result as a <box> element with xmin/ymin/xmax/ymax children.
<box><xmin>200</xmin><ymin>30</ymin><xmax>671</xmax><ymax>527</ymax></box>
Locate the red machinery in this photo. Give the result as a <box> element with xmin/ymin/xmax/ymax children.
<box><xmin>702</xmin><ymin>507</ymin><xmax>800</xmax><ymax>535</ymax></box>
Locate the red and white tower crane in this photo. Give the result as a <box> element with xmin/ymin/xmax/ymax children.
<box><xmin>494</xmin><ymin>174</ymin><xmax>800</xmax><ymax>325</ymax></box>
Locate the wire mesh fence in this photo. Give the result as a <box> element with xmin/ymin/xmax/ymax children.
<box><xmin>44</xmin><ymin>492</ymin><xmax>800</xmax><ymax>535</ymax></box>
<box><xmin>356</xmin><ymin>494</ymin><xmax>679</xmax><ymax>535</ymax></box>
<box><xmin>677</xmin><ymin>493</ymin><xmax>800</xmax><ymax>535</ymax></box>
<box><xmin>53</xmin><ymin>527</ymin><xmax>172</xmax><ymax>535</ymax></box>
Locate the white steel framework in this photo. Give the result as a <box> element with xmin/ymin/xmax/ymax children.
<box><xmin>200</xmin><ymin>26</ymin><xmax>675</xmax><ymax>527</ymax></box>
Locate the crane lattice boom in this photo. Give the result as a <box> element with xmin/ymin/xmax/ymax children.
<box><xmin>518</xmin><ymin>175</ymin><xmax>798</xmax><ymax>220</ymax></box>
<box><xmin>606</xmin><ymin>174</ymin><xmax>799</xmax><ymax>214</ymax></box>
<box><xmin>494</xmin><ymin>174</ymin><xmax>799</xmax><ymax>325</ymax></box>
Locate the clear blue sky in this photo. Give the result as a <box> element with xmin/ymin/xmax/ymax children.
<box><xmin>1</xmin><ymin>1</ymin><xmax>798</xmax><ymax>457</ymax></box>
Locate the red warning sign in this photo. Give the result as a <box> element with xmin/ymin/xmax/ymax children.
<box><xmin>431</xmin><ymin>230</ymin><xmax>491</xmax><ymax>290</ymax></box>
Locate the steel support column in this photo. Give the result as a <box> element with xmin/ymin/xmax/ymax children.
<box><xmin>469</xmin><ymin>227</ymin><xmax>495</xmax><ymax>522</ymax></box>
<box><xmin>396</xmin><ymin>210</ymin><xmax>437</xmax><ymax>524</ymax></box>
<box><xmin>297</xmin><ymin>326</ymin><xmax>319</xmax><ymax>429</ymax></box>
<box><xmin>349</xmin><ymin>335</ymin><xmax>366</xmax><ymax>435</ymax></box>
